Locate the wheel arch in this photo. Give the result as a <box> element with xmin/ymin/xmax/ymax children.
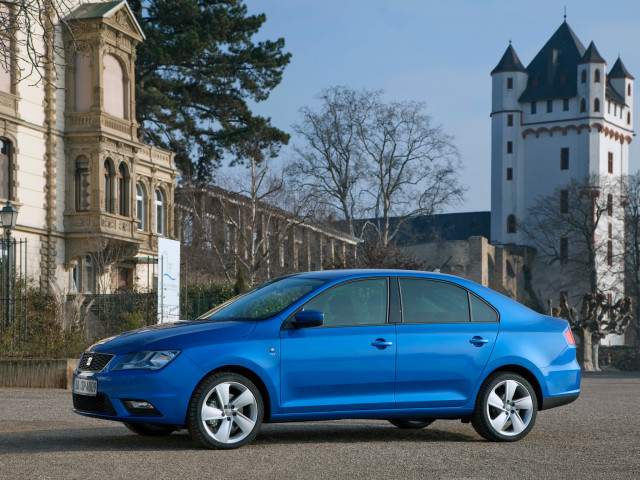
<box><xmin>488</xmin><ymin>364</ymin><xmax>544</xmax><ymax>410</ymax></box>
<box><xmin>193</xmin><ymin>365</ymin><xmax>273</xmax><ymax>422</ymax></box>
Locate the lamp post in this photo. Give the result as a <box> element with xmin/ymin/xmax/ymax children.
<box><xmin>0</xmin><ymin>201</ymin><xmax>18</xmax><ymax>327</ymax></box>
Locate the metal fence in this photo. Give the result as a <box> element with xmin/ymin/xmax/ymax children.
<box><xmin>0</xmin><ymin>237</ymin><xmax>28</xmax><ymax>338</ymax></box>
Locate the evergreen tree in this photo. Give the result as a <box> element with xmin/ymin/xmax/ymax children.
<box><xmin>129</xmin><ymin>0</ymin><xmax>291</xmax><ymax>178</ymax></box>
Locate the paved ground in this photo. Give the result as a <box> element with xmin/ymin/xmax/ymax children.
<box><xmin>0</xmin><ymin>372</ymin><xmax>639</xmax><ymax>480</ymax></box>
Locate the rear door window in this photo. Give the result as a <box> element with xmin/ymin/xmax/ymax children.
<box><xmin>399</xmin><ymin>278</ymin><xmax>470</xmax><ymax>323</ymax></box>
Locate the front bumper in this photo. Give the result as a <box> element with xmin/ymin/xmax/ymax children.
<box><xmin>73</xmin><ymin>352</ymin><xmax>204</xmax><ymax>425</ymax></box>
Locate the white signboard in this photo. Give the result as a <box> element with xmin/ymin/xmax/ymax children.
<box><xmin>158</xmin><ymin>237</ymin><xmax>181</xmax><ymax>323</ymax></box>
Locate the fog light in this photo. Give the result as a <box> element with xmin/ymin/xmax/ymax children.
<box><xmin>122</xmin><ymin>399</ymin><xmax>162</xmax><ymax>416</ymax></box>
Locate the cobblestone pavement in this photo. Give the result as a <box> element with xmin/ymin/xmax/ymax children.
<box><xmin>0</xmin><ymin>372</ymin><xmax>639</xmax><ymax>480</ymax></box>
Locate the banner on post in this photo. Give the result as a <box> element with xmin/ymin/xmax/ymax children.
<box><xmin>158</xmin><ymin>237</ymin><xmax>181</xmax><ymax>323</ymax></box>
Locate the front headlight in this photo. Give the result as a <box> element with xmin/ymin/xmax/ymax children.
<box><xmin>111</xmin><ymin>350</ymin><xmax>181</xmax><ymax>371</ymax></box>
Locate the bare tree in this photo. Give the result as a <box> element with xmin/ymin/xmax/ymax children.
<box><xmin>521</xmin><ymin>175</ymin><xmax>624</xmax><ymax>297</ymax></box>
<box><xmin>550</xmin><ymin>293</ymin><xmax>632</xmax><ymax>371</ymax></box>
<box><xmin>0</xmin><ymin>0</ymin><xmax>79</xmax><ymax>84</ymax></box>
<box><xmin>623</xmin><ymin>172</ymin><xmax>640</xmax><ymax>351</ymax></box>
<box><xmin>290</xmin><ymin>86</ymin><xmax>463</xmax><ymax>245</ymax></box>
<box><xmin>290</xmin><ymin>87</ymin><xmax>368</xmax><ymax>237</ymax></box>
<box><xmin>356</xmin><ymin>97</ymin><xmax>463</xmax><ymax>247</ymax></box>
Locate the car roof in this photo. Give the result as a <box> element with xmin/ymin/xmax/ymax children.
<box><xmin>291</xmin><ymin>269</ymin><xmax>460</xmax><ymax>281</ymax></box>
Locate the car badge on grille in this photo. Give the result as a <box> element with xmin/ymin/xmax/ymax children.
<box><xmin>86</xmin><ymin>356</ymin><xmax>93</xmax><ymax>366</ymax></box>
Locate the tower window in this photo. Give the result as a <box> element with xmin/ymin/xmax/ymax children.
<box><xmin>614</xmin><ymin>104</ymin><xmax>617</xmax><ymax>116</ymax></box>
<box><xmin>628</xmin><ymin>84</ymin><xmax>632</xmax><ymax>96</ymax></box>
<box><xmin>628</xmin><ymin>112</ymin><xmax>631</xmax><ymax>125</ymax></box>
<box><xmin>580</xmin><ymin>99</ymin><xmax>586</xmax><ymax>113</ymax></box>
<box><xmin>506</xmin><ymin>168</ymin><xmax>513</xmax><ymax>180</ymax></box>
<box><xmin>507</xmin><ymin>214</ymin><xmax>517</xmax><ymax>234</ymax></box>
<box><xmin>507</xmin><ymin>77</ymin><xmax>513</xmax><ymax>89</ymax></box>
<box><xmin>607</xmin><ymin>193</ymin><xmax>613</xmax><ymax>216</ymax></box>
<box><xmin>507</xmin><ymin>114</ymin><xmax>513</xmax><ymax>126</ymax></box>
<box><xmin>594</xmin><ymin>98</ymin><xmax>600</xmax><ymax>112</ymax></box>
<box><xmin>560</xmin><ymin>237</ymin><xmax>569</xmax><ymax>264</ymax></box>
<box><xmin>560</xmin><ymin>148</ymin><xmax>569</xmax><ymax>170</ymax></box>
<box><xmin>608</xmin><ymin>152</ymin><xmax>613</xmax><ymax>174</ymax></box>
<box><xmin>594</xmin><ymin>69</ymin><xmax>601</xmax><ymax>83</ymax></box>
<box><xmin>531</xmin><ymin>102</ymin><xmax>537</xmax><ymax>114</ymax></box>
<box><xmin>560</xmin><ymin>189</ymin><xmax>569</xmax><ymax>214</ymax></box>
<box><xmin>581</xmin><ymin>70</ymin><xmax>587</xmax><ymax>84</ymax></box>
<box><xmin>547</xmin><ymin>100</ymin><xmax>553</xmax><ymax>113</ymax></box>
<box><xmin>506</xmin><ymin>141</ymin><xmax>513</xmax><ymax>154</ymax></box>
<box><xmin>563</xmin><ymin>98</ymin><xmax>569</xmax><ymax>111</ymax></box>
<box><xmin>608</xmin><ymin>101</ymin><xmax>611</xmax><ymax>114</ymax></box>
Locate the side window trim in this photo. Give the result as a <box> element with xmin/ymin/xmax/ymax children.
<box><xmin>469</xmin><ymin>291</ymin><xmax>500</xmax><ymax>323</ymax></box>
<box><xmin>283</xmin><ymin>277</ymin><xmax>390</xmax><ymax>330</ymax></box>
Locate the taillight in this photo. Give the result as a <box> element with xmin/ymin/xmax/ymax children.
<box><xmin>564</xmin><ymin>328</ymin><xmax>575</xmax><ymax>345</ymax></box>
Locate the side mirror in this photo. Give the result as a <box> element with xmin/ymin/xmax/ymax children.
<box><xmin>292</xmin><ymin>310</ymin><xmax>323</xmax><ymax>328</ymax></box>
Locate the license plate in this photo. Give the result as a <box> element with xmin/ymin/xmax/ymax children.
<box><xmin>74</xmin><ymin>378</ymin><xmax>97</xmax><ymax>396</ymax></box>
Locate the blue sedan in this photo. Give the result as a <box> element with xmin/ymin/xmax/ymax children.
<box><xmin>72</xmin><ymin>269</ymin><xmax>580</xmax><ymax>449</ymax></box>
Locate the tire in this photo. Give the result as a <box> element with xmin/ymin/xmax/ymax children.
<box><xmin>187</xmin><ymin>372</ymin><xmax>263</xmax><ymax>450</ymax></box>
<box><xmin>387</xmin><ymin>418</ymin><xmax>435</xmax><ymax>429</ymax></box>
<box><xmin>123</xmin><ymin>422</ymin><xmax>177</xmax><ymax>436</ymax></box>
<box><xmin>471</xmin><ymin>372</ymin><xmax>538</xmax><ymax>442</ymax></box>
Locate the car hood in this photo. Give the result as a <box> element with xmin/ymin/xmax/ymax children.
<box><xmin>88</xmin><ymin>320</ymin><xmax>257</xmax><ymax>355</ymax></box>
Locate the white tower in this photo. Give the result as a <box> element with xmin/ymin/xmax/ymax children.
<box><xmin>490</xmin><ymin>22</ymin><xmax>634</xmax><ymax>318</ymax></box>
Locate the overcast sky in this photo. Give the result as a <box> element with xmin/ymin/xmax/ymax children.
<box><xmin>243</xmin><ymin>0</ymin><xmax>640</xmax><ymax>213</ymax></box>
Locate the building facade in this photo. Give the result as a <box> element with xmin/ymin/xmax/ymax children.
<box><xmin>490</xmin><ymin>22</ymin><xmax>633</xmax><ymax>321</ymax></box>
<box><xmin>0</xmin><ymin>1</ymin><xmax>178</xmax><ymax>294</ymax></box>
<box><xmin>175</xmin><ymin>184</ymin><xmax>360</xmax><ymax>285</ymax></box>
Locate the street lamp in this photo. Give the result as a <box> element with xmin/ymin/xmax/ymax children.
<box><xmin>0</xmin><ymin>201</ymin><xmax>18</xmax><ymax>327</ymax></box>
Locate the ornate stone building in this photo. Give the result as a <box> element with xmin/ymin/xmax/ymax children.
<box><xmin>0</xmin><ymin>1</ymin><xmax>178</xmax><ymax>294</ymax></box>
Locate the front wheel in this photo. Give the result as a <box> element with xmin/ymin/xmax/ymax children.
<box><xmin>387</xmin><ymin>418</ymin><xmax>435</xmax><ymax>429</ymax></box>
<box><xmin>187</xmin><ymin>372</ymin><xmax>263</xmax><ymax>449</ymax></box>
<box><xmin>471</xmin><ymin>372</ymin><xmax>538</xmax><ymax>442</ymax></box>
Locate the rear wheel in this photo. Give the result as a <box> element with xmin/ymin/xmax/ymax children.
<box><xmin>187</xmin><ymin>372</ymin><xmax>263</xmax><ymax>449</ymax></box>
<box><xmin>471</xmin><ymin>372</ymin><xmax>537</xmax><ymax>442</ymax></box>
<box><xmin>123</xmin><ymin>422</ymin><xmax>177</xmax><ymax>436</ymax></box>
<box><xmin>387</xmin><ymin>418</ymin><xmax>435</xmax><ymax>429</ymax></box>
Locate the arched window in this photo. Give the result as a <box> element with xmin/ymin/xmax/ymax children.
<box><xmin>581</xmin><ymin>70</ymin><xmax>587</xmax><ymax>83</ymax></box>
<box><xmin>628</xmin><ymin>112</ymin><xmax>631</xmax><ymax>125</ymax></box>
<box><xmin>118</xmin><ymin>163</ymin><xmax>129</xmax><ymax>216</ymax></box>
<box><xmin>74</xmin><ymin>52</ymin><xmax>92</xmax><ymax>111</ymax></box>
<box><xmin>580</xmin><ymin>98</ymin><xmax>586</xmax><ymax>113</ymax></box>
<box><xmin>104</xmin><ymin>160</ymin><xmax>115</xmax><ymax>213</ymax></box>
<box><xmin>0</xmin><ymin>138</ymin><xmax>12</xmax><ymax>200</ymax></box>
<box><xmin>594</xmin><ymin>98</ymin><xmax>600</xmax><ymax>112</ymax></box>
<box><xmin>507</xmin><ymin>215</ymin><xmax>517</xmax><ymax>234</ymax></box>
<box><xmin>136</xmin><ymin>182</ymin><xmax>146</xmax><ymax>230</ymax></box>
<box><xmin>155</xmin><ymin>189</ymin><xmax>165</xmax><ymax>235</ymax></box>
<box><xmin>628</xmin><ymin>84</ymin><xmax>632</xmax><ymax>96</ymax></box>
<box><xmin>103</xmin><ymin>54</ymin><xmax>126</xmax><ymax>118</ymax></box>
<box><xmin>75</xmin><ymin>156</ymin><xmax>90</xmax><ymax>211</ymax></box>
<box><xmin>594</xmin><ymin>69</ymin><xmax>601</xmax><ymax>83</ymax></box>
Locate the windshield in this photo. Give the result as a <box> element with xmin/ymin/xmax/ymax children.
<box><xmin>199</xmin><ymin>276</ymin><xmax>327</xmax><ymax>322</ymax></box>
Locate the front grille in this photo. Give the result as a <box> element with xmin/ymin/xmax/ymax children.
<box><xmin>78</xmin><ymin>352</ymin><xmax>114</xmax><ymax>372</ymax></box>
<box><xmin>73</xmin><ymin>393</ymin><xmax>117</xmax><ymax>416</ymax></box>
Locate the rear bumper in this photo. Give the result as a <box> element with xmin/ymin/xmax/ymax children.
<box><xmin>540</xmin><ymin>392</ymin><xmax>579</xmax><ymax>410</ymax></box>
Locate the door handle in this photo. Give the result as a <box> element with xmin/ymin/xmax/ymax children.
<box><xmin>469</xmin><ymin>336</ymin><xmax>489</xmax><ymax>346</ymax></box>
<box><xmin>371</xmin><ymin>338</ymin><xmax>393</xmax><ymax>348</ymax></box>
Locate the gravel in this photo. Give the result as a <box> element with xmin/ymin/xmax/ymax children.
<box><xmin>0</xmin><ymin>372</ymin><xmax>638</xmax><ymax>480</ymax></box>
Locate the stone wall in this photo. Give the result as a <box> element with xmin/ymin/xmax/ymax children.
<box><xmin>0</xmin><ymin>358</ymin><xmax>79</xmax><ymax>389</ymax></box>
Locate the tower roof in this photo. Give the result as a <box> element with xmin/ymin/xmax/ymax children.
<box><xmin>609</xmin><ymin>57</ymin><xmax>634</xmax><ymax>80</ymax></box>
<box><xmin>580</xmin><ymin>41</ymin><xmax>605</xmax><ymax>64</ymax></box>
<box><xmin>519</xmin><ymin>21</ymin><xmax>586</xmax><ymax>102</ymax></box>
<box><xmin>491</xmin><ymin>44</ymin><xmax>527</xmax><ymax>74</ymax></box>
